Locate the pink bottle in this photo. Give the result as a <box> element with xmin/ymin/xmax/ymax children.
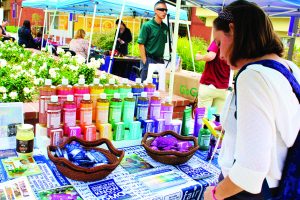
<box><xmin>57</xmin><ymin>78</ymin><xmax>73</xmax><ymax>109</ymax></box>
<box><xmin>47</xmin><ymin>95</ymin><xmax>61</xmax><ymax>137</ymax></box>
<box><xmin>39</xmin><ymin>79</ymin><xmax>56</xmax><ymax>126</ymax></box>
<box><xmin>73</xmin><ymin>78</ymin><xmax>90</xmax><ymax>120</ymax></box>
<box><xmin>63</xmin><ymin>95</ymin><xmax>76</xmax><ymax>136</ymax></box>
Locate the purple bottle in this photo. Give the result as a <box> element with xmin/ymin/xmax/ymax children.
<box><xmin>143</xmin><ymin>80</ymin><xmax>156</xmax><ymax>98</ymax></box>
<box><xmin>149</xmin><ymin>91</ymin><xmax>161</xmax><ymax>120</ymax></box>
<box><xmin>160</xmin><ymin>96</ymin><xmax>173</xmax><ymax>125</ymax></box>
<box><xmin>193</xmin><ymin>107</ymin><xmax>206</xmax><ymax>137</ymax></box>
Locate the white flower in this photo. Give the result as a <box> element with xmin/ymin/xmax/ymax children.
<box><xmin>0</xmin><ymin>86</ymin><xmax>7</xmax><ymax>93</ymax></box>
<box><xmin>39</xmin><ymin>62</ymin><xmax>47</xmax><ymax>72</ymax></box>
<box><xmin>23</xmin><ymin>87</ymin><xmax>31</xmax><ymax>94</ymax></box>
<box><xmin>100</xmin><ymin>58</ymin><xmax>105</xmax><ymax>65</ymax></box>
<box><xmin>50</xmin><ymin>71</ymin><xmax>57</xmax><ymax>78</ymax></box>
<box><xmin>34</xmin><ymin>77</ymin><xmax>43</xmax><ymax>85</ymax></box>
<box><xmin>0</xmin><ymin>59</ymin><xmax>7</xmax><ymax>67</ymax></box>
<box><xmin>75</xmin><ymin>55</ymin><xmax>86</xmax><ymax>64</ymax></box>
<box><xmin>13</xmin><ymin>65</ymin><xmax>22</xmax><ymax>71</ymax></box>
<box><xmin>32</xmin><ymin>61</ymin><xmax>36</xmax><ymax>66</ymax></box>
<box><xmin>29</xmin><ymin>69</ymin><xmax>36</xmax><ymax>75</ymax></box>
<box><xmin>20</xmin><ymin>54</ymin><xmax>24</xmax><ymax>58</ymax></box>
<box><xmin>2</xmin><ymin>93</ymin><xmax>7</xmax><ymax>99</ymax></box>
<box><xmin>56</xmin><ymin>47</ymin><xmax>65</xmax><ymax>55</ymax></box>
<box><xmin>69</xmin><ymin>65</ymin><xmax>79</xmax><ymax>71</ymax></box>
<box><xmin>65</xmin><ymin>52</ymin><xmax>72</xmax><ymax>57</ymax></box>
<box><xmin>9</xmin><ymin>91</ymin><xmax>18</xmax><ymax>99</ymax></box>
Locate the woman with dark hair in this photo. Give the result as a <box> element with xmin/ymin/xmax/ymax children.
<box><xmin>204</xmin><ymin>0</ymin><xmax>300</xmax><ymax>200</ymax></box>
<box><xmin>18</xmin><ymin>20</ymin><xmax>36</xmax><ymax>48</ymax></box>
<box><xmin>115</xmin><ymin>19</ymin><xmax>132</xmax><ymax>56</ymax></box>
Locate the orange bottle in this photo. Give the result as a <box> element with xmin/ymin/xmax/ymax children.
<box><xmin>79</xmin><ymin>94</ymin><xmax>93</xmax><ymax>128</ymax></box>
<box><xmin>73</xmin><ymin>78</ymin><xmax>89</xmax><ymax>120</ymax></box>
<box><xmin>39</xmin><ymin>79</ymin><xmax>56</xmax><ymax>126</ymax></box>
<box><xmin>90</xmin><ymin>78</ymin><xmax>104</xmax><ymax>121</ymax></box>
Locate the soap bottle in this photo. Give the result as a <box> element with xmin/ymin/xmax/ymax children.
<box><xmin>96</xmin><ymin>93</ymin><xmax>110</xmax><ymax>128</ymax></box>
<box><xmin>39</xmin><ymin>79</ymin><xmax>56</xmax><ymax>126</ymax></box>
<box><xmin>62</xmin><ymin>95</ymin><xmax>76</xmax><ymax>135</ymax></box>
<box><xmin>143</xmin><ymin>79</ymin><xmax>156</xmax><ymax>98</ymax></box>
<box><xmin>160</xmin><ymin>96</ymin><xmax>173</xmax><ymax>125</ymax></box>
<box><xmin>79</xmin><ymin>94</ymin><xmax>93</xmax><ymax>128</ymax></box>
<box><xmin>90</xmin><ymin>78</ymin><xmax>104</xmax><ymax>121</ymax></box>
<box><xmin>109</xmin><ymin>93</ymin><xmax>123</xmax><ymax>125</ymax></box>
<box><xmin>149</xmin><ymin>91</ymin><xmax>161</xmax><ymax>120</ymax></box>
<box><xmin>104</xmin><ymin>78</ymin><xmax>118</xmax><ymax>101</ymax></box>
<box><xmin>122</xmin><ymin>92</ymin><xmax>135</xmax><ymax>127</ymax></box>
<box><xmin>73</xmin><ymin>77</ymin><xmax>90</xmax><ymax>120</ymax></box>
<box><xmin>136</xmin><ymin>92</ymin><xmax>149</xmax><ymax>121</ymax></box>
<box><xmin>198</xmin><ymin>125</ymin><xmax>211</xmax><ymax>150</ymax></box>
<box><xmin>118</xmin><ymin>78</ymin><xmax>131</xmax><ymax>100</ymax></box>
<box><xmin>132</xmin><ymin>78</ymin><xmax>144</xmax><ymax>102</ymax></box>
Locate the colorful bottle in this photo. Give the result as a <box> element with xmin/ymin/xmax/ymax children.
<box><xmin>136</xmin><ymin>92</ymin><xmax>149</xmax><ymax>121</ymax></box>
<box><xmin>96</xmin><ymin>93</ymin><xmax>110</xmax><ymax>129</ymax></box>
<box><xmin>198</xmin><ymin>125</ymin><xmax>211</xmax><ymax>150</ymax></box>
<box><xmin>193</xmin><ymin>107</ymin><xmax>206</xmax><ymax>137</ymax></box>
<box><xmin>73</xmin><ymin>78</ymin><xmax>90</xmax><ymax>120</ymax></box>
<box><xmin>39</xmin><ymin>79</ymin><xmax>56</xmax><ymax>126</ymax></box>
<box><xmin>79</xmin><ymin>94</ymin><xmax>93</xmax><ymax>128</ymax></box>
<box><xmin>132</xmin><ymin>78</ymin><xmax>144</xmax><ymax>102</ymax></box>
<box><xmin>16</xmin><ymin>124</ymin><xmax>34</xmax><ymax>157</ymax></box>
<box><xmin>181</xmin><ymin>106</ymin><xmax>193</xmax><ymax>136</ymax></box>
<box><xmin>56</xmin><ymin>78</ymin><xmax>73</xmax><ymax>110</ymax></box>
<box><xmin>104</xmin><ymin>78</ymin><xmax>118</xmax><ymax>101</ymax></box>
<box><xmin>109</xmin><ymin>93</ymin><xmax>122</xmax><ymax>125</ymax></box>
<box><xmin>63</xmin><ymin>95</ymin><xmax>76</xmax><ymax>135</ymax></box>
<box><xmin>160</xmin><ymin>96</ymin><xmax>173</xmax><ymax>125</ymax></box>
<box><xmin>144</xmin><ymin>79</ymin><xmax>156</xmax><ymax>98</ymax></box>
<box><xmin>207</xmin><ymin>135</ymin><xmax>217</xmax><ymax>160</ymax></box>
<box><xmin>90</xmin><ymin>78</ymin><xmax>104</xmax><ymax>121</ymax></box>
<box><xmin>47</xmin><ymin>95</ymin><xmax>61</xmax><ymax>137</ymax></box>
<box><xmin>118</xmin><ymin>78</ymin><xmax>132</xmax><ymax>100</ymax></box>
<box><xmin>149</xmin><ymin>91</ymin><xmax>161</xmax><ymax>120</ymax></box>
<box><xmin>152</xmin><ymin>71</ymin><xmax>159</xmax><ymax>90</ymax></box>
<box><xmin>122</xmin><ymin>92</ymin><xmax>135</xmax><ymax>128</ymax></box>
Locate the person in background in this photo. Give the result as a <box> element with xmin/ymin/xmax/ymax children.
<box><xmin>34</xmin><ymin>31</ymin><xmax>46</xmax><ymax>50</ymax></box>
<box><xmin>115</xmin><ymin>19</ymin><xmax>132</xmax><ymax>56</ymax></box>
<box><xmin>18</xmin><ymin>20</ymin><xmax>36</xmax><ymax>48</ymax></box>
<box><xmin>138</xmin><ymin>0</ymin><xmax>168</xmax><ymax>81</ymax></box>
<box><xmin>204</xmin><ymin>0</ymin><xmax>300</xmax><ymax>199</ymax></box>
<box><xmin>31</xmin><ymin>26</ymin><xmax>38</xmax><ymax>38</ymax></box>
<box><xmin>0</xmin><ymin>19</ymin><xmax>15</xmax><ymax>42</ymax></box>
<box><xmin>196</xmin><ymin>41</ymin><xmax>231</xmax><ymax>115</ymax></box>
<box><xmin>69</xmin><ymin>29</ymin><xmax>89</xmax><ymax>59</ymax></box>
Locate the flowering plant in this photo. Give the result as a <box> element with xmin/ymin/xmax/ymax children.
<box><xmin>0</xmin><ymin>41</ymin><xmax>105</xmax><ymax>103</ymax></box>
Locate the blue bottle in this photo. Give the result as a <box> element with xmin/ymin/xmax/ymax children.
<box><xmin>136</xmin><ymin>92</ymin><xmax>149</xmax><ymax>121</ymax></box>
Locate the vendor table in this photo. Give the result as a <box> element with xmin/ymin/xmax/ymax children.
<box><xmin>0</xmin><ymin>136</ymin><xmax>220</xmax><ymax>200</ymax></box>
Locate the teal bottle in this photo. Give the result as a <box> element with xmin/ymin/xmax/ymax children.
<box><xmin>104</xmin><ymin>78</ymin><xmax>118</xmax><ymax>101</ymax></box>
<box><xmin>198</xmin><ymin>125</ymin><xmax>211</xmax><ymax>150</ymax></box>
<box><xmin>118</xmin><ymin>78</ymin><xmax>132</xmax><ymax>100</ymax></box>
<box><xmin>109</xmin><ymin>93</ymin><xmax>122</xmax><ymax>125</ymax></box>
<box><xmin>122</xmin><ymin>92</ymin><xmax>135</xmax><ymax>128</ymax></box>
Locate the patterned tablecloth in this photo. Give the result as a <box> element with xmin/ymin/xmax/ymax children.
<box><xmin>0</xmin><ymin>137</ymin><xmax>220</xmax><ymax>200</ymax></box>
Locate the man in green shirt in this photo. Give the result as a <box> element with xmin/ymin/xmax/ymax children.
<box><xmin>138</xmin><ymin>1</ymin><xmax>168</xmax><ymax>81</ymax></box>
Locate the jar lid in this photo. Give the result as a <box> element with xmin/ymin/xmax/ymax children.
<box><xmin>17</xmin><ymin>124</ymin><xmax>34</xmax><ymax>131</ymax></box>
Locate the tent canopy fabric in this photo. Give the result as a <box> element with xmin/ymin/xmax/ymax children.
<box><xmin>22</xmin><ymin>0</ymin><xmax>188</xmax><ymax>20</ymax></box>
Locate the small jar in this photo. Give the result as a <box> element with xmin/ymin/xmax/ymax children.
<box><xmin>16</xmin><ymin>124</ymin><xmax>34</xmax><ymax>156</ymax></box>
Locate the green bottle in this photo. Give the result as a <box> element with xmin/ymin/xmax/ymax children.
<box><xmin>109</xmin><ymin>93</ymin><xmax>122</xmax><ymax>125</ymax></box>
<box><xmin>104</xmin><ymin>78</ymin><xmax>118</xmax><ymax>101</ymax></box>
<box><xmin>198</xmin><ymin>125</ymin><xmax>211</xmax><ymax>150</ymax></box>
<box><xmin>181</xmin><ymin>106</ymin><xmax>192</xmax><ymax>136</ymax></box>
<box><xmin>122</xmin><ymin>92</ymin><xmax>135</xmax><ymax>128</ymax></box>
<box><xmin>118</xmin><ymin>78</ymin><xmax>132</xmax><ymax>100</ymax></box>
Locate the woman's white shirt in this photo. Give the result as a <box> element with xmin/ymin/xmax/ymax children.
<box><xmin>218</xmin><ymin>61</ymin><xmax>300</xmax><ymax>194</ymax></box>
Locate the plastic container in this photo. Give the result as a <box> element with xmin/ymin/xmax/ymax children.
<box><xmin>152</xmin><ymin>71</ymin><xmax>159</xmax><ymax>90</ymax></box>
<box><xmin>149</xmin><ymin>91</ymin><xmax>161</xmax><ymax>120</ymax></box>
<box><xmin>47</xmin><ymin>95</ymin><xmax>61</xmax><ymax>130</ymax></box>
<box><xmin>96</xmin><ymin>93</ymin><xmax>110</xmax><ymax>128</ymax></box>
<box><xmin>62</xmin><ymin>95</ymin><xmax>76</xmax><ymax>135</ymax></box>
<box><xmin>90</xmin><ymin>78</ymin><xmax>104</xmax><ymax>121</ymax></box>
<box><xmin>198</xmin><ymin>125</ymin><xmax>211</xmax><ymax>150</ymax></box>
<box><xmin>118</xmin><ymin>78</ymin><xmax>131</xmax><ymax>100</ymax></box>
<box><xmin>160</xmin><ymin>96</ymin><xmax>173</xmax><ymax>125</ymax></box>
<box><xmin>144</xmin><ymin>79</ymin><xmax>156</xmax><ymax>98</ymax></box>
<box><xmin>122</xmin><ymin>92</ymin><xmax>135</xmax><ymax>128</ymax></box>
<box><xmin>56</xmin><ymin>78</ymin><xmax>73</xmax><ymax>112</ymax></box>
<box><xmin>181</xmin><ymin>106</ymin><xmax>192</xmax><ymax>136</ymax></box>
<box><xmin>109</xmin><ymin>93</ymin><xmax>122</xmax><ymax>125</ymax></box>
<box><xmin>79</xmin><ymin>94</ymin><xmax>93</xmax><ymax>128</ymax></box>
<box><xmin>16</xmin><ymin>124</ymin><xmax>34</xmax><ymax>157</ymax></box>
<box><xmin>104</xmin><ymin>78</ymin><xmax>118</xmax><ymax>101</ymax></box>
<box><xmin>136</xmin><ymin>92</ymin><xmax>149</xmax><ymax>121</ymax></box>
<box><xmin>132</xmin><ymin>78</ymin><xmax>144</xmax><ymax>102</ymax></box>
<box><xmin>73</xmin><ymin>78</ymin><xmax>90</xmax><ymax>120</ymax></box>
<box><xmin>39</xmin><ymin>79</ymin><xmax>56</xmax><ymax>126</ymax></box>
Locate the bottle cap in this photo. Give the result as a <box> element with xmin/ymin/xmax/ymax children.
<box><xmin>153</xmin><ymin>91</ymin><xmax>160</xmax><ymax>97</ymax></box>
<box><xmin>45</xmin><ymin>79</ymin><xmax>52</xmax><ymax>86</ymax></box>
<box><xmin>121</xmin><ymin>78</ymin><xmax>128</xmax><ymax>84</ymax></box>
<box><xmin>100</xmin><ymin>93</ymin><xmax>106</xmax><ymax>99</ymax></box>
<box><xmin>213</xmin><ymin>114</ymin><xmax>220</xmax><ymax>122</ymax></box>
<box><xmin>141</xmin><ymin>92</ymin><xmax>147</xmax><ymax>98</ymax></box>
<box><xmin>93</xmin><ymin>78</ymin><xmax>100</xmax><ymax>85</ymax></box>
<box><xmin>109</xmin><ymin>78</ymin><xmax>115</xmax><ymax>84</ymax></box>
<box><xmin>79</xmin><ymin>75</ymin><xmax>85</xmax><ymax>79</ymax></box>
<box><xmin>114</xmin><ymin>93</ymin><xmax>120</xmax><ymax>99</ymax></box>
<box><xmin>17</xmin><ymin>124</ymin><xmax>34</xmax><ymax>132</ymax></box>
<box><xmin>83</xmin><ymin>94</ymin><xmax>90</xmax><ymax>100</ymax></box>
<box><xmin>50</xmin><ymin>95</ymin><xmax>58</xmax><ymax>102</ymax></box>
<box><xmin>78</xmin><ymin>78</ymin><xmax>85</xmax><ymax>85</ymax></box>
<box><xmin>100</xmin><ymin>74</ymin><xmax>106</xmax><ymax>80</ymax></box>
<box><xmin>61</xmin><ymin>78</ymin><xmax>68</xmax><ymax>85</ymax></box>
<box><xmin>67</xmin><ymin>95</ymin><xmax>74</xmax><ymax>101</ymax></box>
<box><xmin>135</xmin><ymin>78</ymin><xmax>141</xmax><ymax>84</ymax></box>
<box><xmin>127</xmin><ymin>92</ymin><xmax>133</xmax><ymax>98</ymax></box>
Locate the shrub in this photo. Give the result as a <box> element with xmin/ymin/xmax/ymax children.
<box><xmin>6</xmin><ymin>26</ymin><xmax>18</xmax><ymax>33</ymax></box>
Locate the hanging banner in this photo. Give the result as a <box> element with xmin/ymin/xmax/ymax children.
<box><xmin>12</xmin><ymin>3</ymin><xmax>17</xmax><ymax>19</ymax></box>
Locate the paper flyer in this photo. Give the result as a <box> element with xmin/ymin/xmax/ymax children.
<box><xmin>38</xmin><ymin>185</ymin><xmax>82</xmax><ymax>200</ymax></box>
<box><xmin>177</xmin><ymin>164</ymin><xmax>213</xmax><ymax>180</ymax></box>
<box><xmin>0</xmin><ymin>176</ymin><xmax>36</xmax><ymax>200</ymax></box>
<box><xmin>120</xmin><ymin>154</ymin><xmax>153</xmax><ymax>174</ymax></box>
<box><xmin>1</xmin><ymin>156</ymin><xmax>42</xmax><ymax>179</ymax></box>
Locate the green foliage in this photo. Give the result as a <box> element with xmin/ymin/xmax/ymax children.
<box><xmin>92</xmin><ymin>30</ymin><xmax>115</xmax><ymax>50</ymax></box>
<box><xmin>6</xmin><ymin>26</ymin><xmax>18</xmax><ymax>33</ymax></box>
<box><xmin>177</xmin><ymin>37</ymin><xmax>208</xmax><ymax>73</ymax></box>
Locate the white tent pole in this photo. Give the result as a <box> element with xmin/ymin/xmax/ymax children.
<box><xmin>169</xmin><ymin>0</ymin><xmax>182</xmax><ymax>99</ymax></box>
<box><xmin>42</xmin><ymin>7</ymin><xmax>48</xmax><ymax>48</ymax></box>
<box><xmin>87</xmin><ymin>2</ymin><xmax>98</xmax><ymax>62</ymax></box>
<box><xmin>186</xmin><ymin>24</ymin><xmax>195</xmax><ymax>72</ymax></box>
<box><xmin>48</xmin><ymin>9</ymin><xmax>57</xmax><ymax>41</ymax></box>
<box><xmin>108</xmin><ymin>0</ymin><xmax>127</xmax><ymax>73</ymax></box>
<box><xmin>132</xmin><ymin>19</ymin><xmax>135</xmax><ymax>56</ymax></box>
<box><xmin>16</xmin><ymin>6</ymin><xmax>23</xmax><ymax>42</ymax></box>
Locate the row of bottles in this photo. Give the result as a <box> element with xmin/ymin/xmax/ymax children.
<box><xmin>39</xmin><ymin>77</ymin><xmax>158</xmax><ymax>126</ymax></box>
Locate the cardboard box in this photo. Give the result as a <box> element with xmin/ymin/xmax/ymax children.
<box><xmin>165</xmin><ymin>70</ymin><xmax>201</xmax><ymax>101</ymax></box>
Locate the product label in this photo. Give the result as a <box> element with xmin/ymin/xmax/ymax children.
<box><xmin>137</xmin><ymin>105</ymin><xmax>148</xmax><ymax>120</ymax></box>
<box><xmin>63</xmin><ymin>109</ymin><xmax>76</xmax><ymax>126</ymax></box>
<box><xmin>47</xmin><ymin>111</ymin><xmax>61</xmax><ymax>128</ymax></box>
<box><xmin>123</xmin><ymin>104</ymin><xmax>135</xmax><ymax>123</ymax></box>
<box><xmin>16</xmin><ymin>139</ymin><xmax>34</xmax><ymax>153</ymax></box>
<box><xmin>96</xmin><ymin>105</ymin><xmax>109</xmax><ymax>124</ymax></box>
<box><xmin>199</xmin><ymin>135</ymin><xmax>210</xmax><ymax>147</ymax></box>
<box><xmin>161</xmin><ymin>111</ymin><xmax>172</xmax><ymax>125</ymax></box>
<box><xmin>74</xmin><ymin>94</ymin><xmax>84</xmax><ymax>107</ymax></box>
<box><xmin>150</xmin><ymin>103</ymin><xmax>161</xmax><ymax>119</ymax></box>
<box><xmin>40</xmin><ymin>96</ymin><xmax>51</xmax><ymax>114</ymax></box>
<box><xmin>51</xmin><ymin>130</ymin><xmax>62</xmax><ymax>146</ymax></box>
<box><xmin>80</xmin><ymin>108</ymin><xmax>92</xmax><ymax>125</ymax></box>
<box><xmin>109</xmin><ymin>105</ymin><xmax>122</xmax><ymax>124</ymax></box>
